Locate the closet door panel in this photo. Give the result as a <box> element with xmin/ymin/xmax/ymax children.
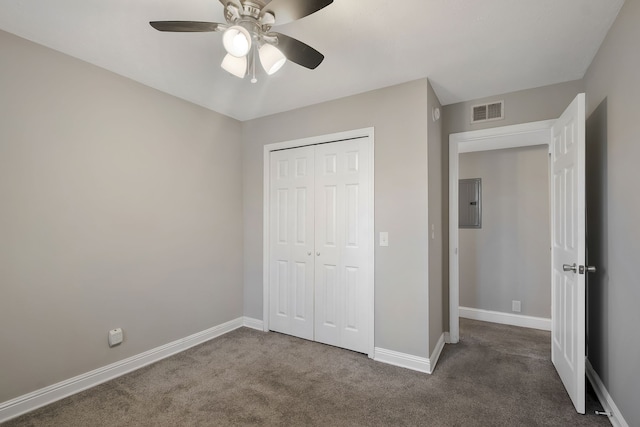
<box><xmin>269</xmin><ymin>147</ymin><xmax>315</xmax><ymax>340</ymax></box>
<box><xmin>314</xmin><ymin>139</ymin><xmax>371</xmax><ymax>353</ymax></box>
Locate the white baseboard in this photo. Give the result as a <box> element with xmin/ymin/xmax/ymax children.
<box><xmin>444</xmin><ymin>332</ymin><xmax>453</xmax><ymax>344</ymax></box>
<box><xmin>459</xmin><ymin>306</ymin><xmax>551</xmax><ymax>331</ymax></box>
<box><xmin>429</xmin><ymin>333</ymin><xmax>446</xmax><ymax>373</ymax></box>
<box><xmin>242</xmin><ymin>317</ymin><xmax>264</xmax><ymax>331</ymax></box>
<box><xmin>0</xmin><ymin>317</ymin><xmax>244</xmax><ymax>424</ymax></box>
<box><xmin>586</xmin><ymin>359</ymin><xmax>629</xmax><ymax>427</ymax></box>
<box><xmin>374</xmin><ymin>337</ymin><xmax>444</xmax><ymax>375</ymax></box>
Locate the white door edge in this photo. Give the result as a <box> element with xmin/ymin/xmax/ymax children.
<box><xmin>448</xmin><ymin>120</ymin><xmax>554</xmax><ymax>343</ymax></box>
<box><xmin>262</xmin><ymin>127</ymin><xmax>375</xmax><ymax>358</ymax></box>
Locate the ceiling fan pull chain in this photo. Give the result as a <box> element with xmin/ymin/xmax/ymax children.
<box><xmin>250</xmin><ymin>45</ymin><xmax>258</xmax><ymax>83</ymax></box>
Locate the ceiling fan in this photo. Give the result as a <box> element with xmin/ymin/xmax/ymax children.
<box><xmin>150</xmin><ymin>0</ymin><xmax>333</xmax><ymax>82</ymax></box>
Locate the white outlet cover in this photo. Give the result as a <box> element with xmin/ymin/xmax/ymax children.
<box><xmin>512</xmin><ymin>301</ymin><xmax>522</xmax><ymax>313</ymax></box>
<box><xmin>380</xmin><ymin>232</ymin><xmax>389</xmax><ymax>247</ymax></box>
<box><xmin>108</xmin><ymin>328</ymin><xmax>123</xmax><ymax>347</ymax></box>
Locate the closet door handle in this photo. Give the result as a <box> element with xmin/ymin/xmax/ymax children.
<box><xmin>316</xmin><ymin>252</ymin><xmax>320</xmax><ymax>256</ymax></box>
<box><xmin>307</xmin><ymin>252</ymin><xmax>312</xmax><ymax>256</ymax></box>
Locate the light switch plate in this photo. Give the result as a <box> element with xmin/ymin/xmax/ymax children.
<box><xmin>380</xmin><ymin>232</ymin><xmax>389</xmax><ymax>247</ymax></box>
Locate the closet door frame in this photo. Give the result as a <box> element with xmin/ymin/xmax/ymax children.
<box><xmin>262</xmin><ymin>127</ymin><xmax>375</xmax><ymax>358</ymax></box>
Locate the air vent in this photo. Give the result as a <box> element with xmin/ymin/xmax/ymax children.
<box><xmin>471</xmin><ymin>101</ymin><xmax>504</xmax><ymax>123</ymax></box>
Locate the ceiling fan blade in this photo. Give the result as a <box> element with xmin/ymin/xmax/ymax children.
<box><xmin>264</xmin><ymin>0</ymin><xmax>333</xmax><ymax>26</ymax></box>
<box><xmin>149</xmin><ymin>21</ymin><xmax>222</xmax><ymax>32</ymax></box>
<box><xmin>274</xmin><ymin>33</ymin><xmax>324</xmax><ymax>69</ymax></box>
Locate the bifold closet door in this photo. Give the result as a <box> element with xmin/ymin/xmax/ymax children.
<box><xmin>268</xmin><ymin>138</ymin><xmax>371</xmax><ymax>354</ymax></box>
<box><xmin>269</xmin><ymin>146</ymin><xmax>315</xmax><ymax>340</ymax></box>
<box><xmin>314</xmin><ymin>139</ymin><xmax>371</xmax><ymax>354</ymax></box>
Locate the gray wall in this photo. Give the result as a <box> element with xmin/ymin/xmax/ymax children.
<box><xmin>442</xmin><ymin>80</ymin><xmax>586</xmax><ymax>133</ymax></box>
<box><xmin>459</xmin><ymin>146</ymin><xmax>550</xmax><ymax>318</ymax></box>
<box><xmin>583</xmin><ymin>0</ymin><xmax>640</xmax><ymax>424</ymax></box>
<box><xmin>0</xmin><ymin>31</ymin><xmax>244</xmax><ymax>402</ymax></box>
<box><xmin>427</xmin><ymin>81</ymin><xmax>444</xmax><ymax>353</ymax></box>
<box><xmin>441</xmin><ymin>80</ymin><xmax>584</xmax><ymax>328</ymax></box>
<box><xmin>242</xmin><ymin>80</ymin><xmax>433</xmax><ymax>357</ymax></box>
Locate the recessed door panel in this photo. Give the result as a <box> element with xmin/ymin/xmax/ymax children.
<box><xmin>566</xmin><ymin>168</ymin><xmax>574</xmax><ymax>250</ymax></box>
<box><xmin>345</xmin><ymin>266</ymin><xmax>359</xmax><ymax>331</ymax></box>
<box><xmin>295</xmin><ymin>188</ymin><xmax>307</xmax><ymax>245</ymax></box>
<box><xmin>276</xmin><ymin>260</ymin><xmax>288</xmax><ymax>316</ymax></box>
<box><xmin>563</xmin><ymin>274</ymin><xmax>575</xmax><ymax>367</ymax></box>
<box><xmin>322</xmin><ymin>264</ymin><xmax>337</xmax><ymax>326</ymax></box>
<box><xmin>346</xmin><ymin>184</ymin><xmax>359</xmax><ymax>248</ymax></box>
<box><xmin>346</xmin><ymin>151</ymin><xmax>359</xmax><ymax>173</ymax></box>
<box><xmin>295</xmin><ymin>158</ymin><xmax>307</xmax><ymax>177</ymax></box>
<box><xmin>277</xmin><ymin>159</ymin><xmax>288</xmax><ymax>179</ymax></box>
<box><xmin>323</xmin><ymin>186</ymin><xmax>337</xmax><ymax>247</ymax></box>
<box><xmin>277</xmin><ymin>190</ymin><xmax>288</xmax><ymax>244</ymax></box>
<box><xmin>324</xmin><ymin>154</ymin><xmax>337</xmax><ymax>175</ymax></box>
<box><xmin>554</xmin><ymin>173</ymin><xmax>564</xmax><ymax>248</ymax></box>
<box><xmin>294</xmin><ymin>262</ymin><xmax>307</xmax><ymax>320</ymax></box>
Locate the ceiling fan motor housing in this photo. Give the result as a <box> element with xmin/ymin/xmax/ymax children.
<box><xmin>225</xmin><ymin>1</ymin><xmax>275</xmax><ymax>38</ymax></box>
<box><xmin>225</xmin><ymin>1</ymin><xmax>262</xmax><ymax>21</ymax></box>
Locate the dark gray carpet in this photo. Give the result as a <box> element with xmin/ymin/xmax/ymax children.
<box><xmin>4</xmin><ymin>319</ymin><xmax>609</xmax><ymax>426</ymax></box>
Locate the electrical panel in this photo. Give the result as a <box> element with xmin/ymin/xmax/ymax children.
<box><xmin>459</xmin><ymin>178</ymin><xmax>482</xmax><ymax>229</ymax></box>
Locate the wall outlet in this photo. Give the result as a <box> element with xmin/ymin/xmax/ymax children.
<box><xmin>108</xmin><ymin>328</ymin><xmax>123</xmax><ymax>347</ymax></box>
<box><xmin>380</xmin><ymin>232</ymin><xmax>389</xmax><ymax>247</ymax></box>
<box><xmin>512</xmin><ymin>300</ymin><xmax>522</xmax><ymax>313</ymax></box>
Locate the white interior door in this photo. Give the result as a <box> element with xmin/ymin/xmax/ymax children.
<box><xmin>550</xmin><ymin>93</ymin><xmax>586</xmax><ymax>414</ymax></box>
<box><xmin>269</xmin><ymin>146</ymin><xmax>315</xmax><ymax>340</ymax></box>
<box><xmin>314</xmin><ymin>139</ymin><xmax>372</xmax><ymax>354</ymax></box>
<box><xmin>268</xmin><ymin>137</ymin><xmax>372</xmax><ymax>354</ymax></box>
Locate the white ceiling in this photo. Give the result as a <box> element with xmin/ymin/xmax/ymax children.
<box><xmin>0</xmin><ymin>0</ymin><xmax>624</xmax><ymax>121</ymax></box>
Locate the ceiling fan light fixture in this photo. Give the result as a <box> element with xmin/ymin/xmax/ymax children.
<box><xmin>150</xmin><ymin>0</ymin><xmax>331</xmax><ymax>81</ymax></box>
<box><xmin>222</xmin><ymin>25</ymin><xmax>251</xmax><ymax>57</ymax></box>
<box><xmin>259</xmin><ymin>43</ymin><xmax>287</xmax><ymax>75</ymax></box>
<box><xmin>221</xmin><ymin>53</ymin><xmax>247</xmax><ymax>78</ymax></box>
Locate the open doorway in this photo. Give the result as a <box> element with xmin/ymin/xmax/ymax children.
<box><xmin>457</xmin><ymin>145</ymin><xmax>551</xmax><ymax>330</ymax></box>
<box><xmin>448</xmin><ymin>120</ymin><xmax>554</xmax><ymax>343</ymax></box>
<box><xmin>449</xmin><ymin>95</ymin><xmax>589</xmax><ymax>414</ymax></box>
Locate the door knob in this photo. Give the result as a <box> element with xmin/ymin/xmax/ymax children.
<box><xmin>316</xmin><ymin>252</ymin><xmax>320</xmax><ymax>256</ymax></box>
<box><xmin>307</xmin><ymin>252</ymin><xmax>312</xmax><ymax>256</ymax></box>
<box><xmin>579</xmin><ymin>265</ymin><xmax>597</xmax><ymax>274</ymax></box>
<box><xmin>563</xmin><ymin>263</ymin><xmax>577</xmax><ymax>273</ymax></box>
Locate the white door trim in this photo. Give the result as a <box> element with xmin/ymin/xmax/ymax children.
<box><xmin>448</xmin><ymin>120</ymin><xmax>553</xmax><ymax>343</ymax></box>
<box><xmin>263</xmin><ymin>127</ymin><xmax>375</xmax><ymax>358</ymax></box>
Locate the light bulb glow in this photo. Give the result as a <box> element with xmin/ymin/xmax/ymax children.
<box><xmin>221</xmin><ymin>54</ymin><xmax>247</xmax><ymax>78</ymax></box>
<box><xmin>223</xmin><ymin>26</ymin><xmax>251</xmax><ymax>57</ymax></box>
<box><xmin>259</xmin><ymin>43</ymin><xmax>286</xmax><ymax>75</ymax></box>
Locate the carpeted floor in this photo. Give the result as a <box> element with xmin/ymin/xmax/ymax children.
<box><xmin>4</xmin><ymin>319</ymin><xmax>609</xmax><ymax>426</ymax></box>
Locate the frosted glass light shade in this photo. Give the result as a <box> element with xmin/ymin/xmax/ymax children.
<box><xmin>221</xmin><ymin>54</ymin><xmax>247</xmax><ymax>78</ymax></box>
<box><xmin>259</xmin><ymin>44</ymin><xmax>286</xmax><ymax>75</ymax></box>
<box><xmin>222</xmin><ymin>26</ymin><xmax>251</xmax><ymax>57</ymax></box>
